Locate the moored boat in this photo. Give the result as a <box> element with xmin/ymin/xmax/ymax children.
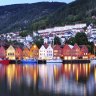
<box><xmin>0</xmin><ymin>59</ymin><xmax>9</xmax><ymax>65</ymax></box>
<box><xmin>90</xmin><ymin>58</ymin><xmax>96</xmax><ymax>66</ymax></box>
<box><xmin>46</xmin><ymin>58</ymin><xmax>63</xmax><ymax>65</ymax></box>
<box><xmin>21</xmin><ymin>59</ymin><xmax>37</xmax><ymax>64</ymax></box>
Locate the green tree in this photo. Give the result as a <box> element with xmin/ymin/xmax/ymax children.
<box><xmin>33</xmin><ymin>36</ymin><xmax>44</xmax><ymax>48</ymax></box>
<box><xmin>54</xmin><ymin>36</ymin><xmax>61</xmax><ymax>45</ymax></box>
<box><xmin>66</xmin><ymin>37</ymin><xmax>76</xmax><ymax>45</ymax></box>
<box><xmin>19</xmin><ymin>30</ymin><xmax>30</xmax><ymax>37</ymax></box>
<box><xmin>75</xmin><ymin>32</ymin><xmax>88</xmax><ymax>45</ymax></box>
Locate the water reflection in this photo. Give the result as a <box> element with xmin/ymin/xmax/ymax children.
<box><xmin>0</xmin><ymin>63</ymin><xmax>96</xmax><ymax>96</ymax></box>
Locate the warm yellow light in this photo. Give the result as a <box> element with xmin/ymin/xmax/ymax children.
<box><xmin>68</xmin><ymin>64</ymin><xmax>71</xmax><ymax>71</ymax></box>
<box><xmin>76</xmin><ymin>69</ymin><xmax>78</xmax><ymax>81</ymax></box>
<box><xmin>94</xmin><ymin>68</ymin><xmax>96</xmax><ymax>81</ymax></box>
<box><xmin>33</xmin><ymin>45</ymin><xmax>36</xmax><ymax>48</ymax></box>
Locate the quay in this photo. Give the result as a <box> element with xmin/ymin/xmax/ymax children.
<box><xmin>9</xmin><ymin>59</ymin><xmax>90</xmax><ymax>64</ymax></box>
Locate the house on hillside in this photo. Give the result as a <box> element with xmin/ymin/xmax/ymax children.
<box><xmin>6</xmin><ymin>45</ymin><xmax>15</xmax><ymax>60</ymax></box>
<box><xmin>0</xmin><ymin>46</ymin><xmax>6</xmax><ymax>59</ymax></box>
<box><xmin>15</xmin><ymin>47</ymin><xmax>23</xmax><ymax>60</ymax></box>
<box><xmin>30</xmin><ymin>44</ymin><xmax>39</xmax><ymax>59</ymax></box>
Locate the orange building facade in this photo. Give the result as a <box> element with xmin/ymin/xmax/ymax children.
<box><xmin>30</xmin><ymin>45</ymin><xmax>39</xmax><ymax>59</ymax></box>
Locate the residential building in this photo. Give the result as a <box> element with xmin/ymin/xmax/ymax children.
<box><xmin>6</xmin><ymin>45</ymin><xmax>15</xmax><ymax>60</ymax></box>
<box><xmin>0</xmin><ymin>46</ymin><xmax>6</xmax><ymax>59</ymax></box>
<box><xmin>53</xmin><ymin>44</ymin><xmax>62</xmax><ymax>58</ymax></box>
<box><xmin>46</xmin><ymin>44</ymin><xmax>53</xmax><ymax>59</ymax></box>
<box><xmin>30</xmin><ymin>44</ymin><xmax>39</xmax><ymax>59</ymax></box>
<box><xmin>15</xmin><ymin>47</ymin><xmax>23</xmax><ymax>60</ymax></box>
<box><xmin>39</xmin><ymin>45</ymin><xmax>46</xmax><ymax>60</ymax></box>
<box><xmin>23</xmin><ymin>47</ymin><xmax>30</xmax><ymax>59</ymax></box>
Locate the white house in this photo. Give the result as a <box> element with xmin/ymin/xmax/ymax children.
<box><xmin>46</xmin><ymin>45</ymin><xmax>53</xmax><ymax>59</ymax></box>
<box><xmin>25</xmin><ymin>35</ymin><xmax>33</xmax><ymax>42</ymax></box>
<box><xmin>39</xmin><ymin>45</ymin><xmax>47</xmax><ymax>59</ymax></box>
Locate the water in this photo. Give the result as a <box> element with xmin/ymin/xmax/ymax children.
<box><xmin>0</xmin><ymin>63</ymin><xmax>95</xmax><ymax>96</ymax></box>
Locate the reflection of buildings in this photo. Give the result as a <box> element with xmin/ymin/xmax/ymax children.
<box><xmin>0</xmin><ymin>64</ymin><xmax>95</xmax><ymax>91</ymax></box>
<box><xmin>61</xmin><ymin>64</ymin><xmax>90</xmax><ymax>81</ymax></box>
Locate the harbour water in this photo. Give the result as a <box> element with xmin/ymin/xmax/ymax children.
<box><xmin>0</xmin><ymin>63</ymin><xmax>96</xmax><ymax>96</ymax></box>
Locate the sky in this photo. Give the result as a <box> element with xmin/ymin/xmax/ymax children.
<box><xmin>0</xmin><ymin>0</ymin><xmax>74</xmax><ymax>6</ymax></box>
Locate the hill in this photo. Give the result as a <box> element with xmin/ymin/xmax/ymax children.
<box><xmin>0</xmin><ymin>2</ymin><xmax>66</xmax><ymax>33</ymax></box>
<box><xmin>31</xmin><ymin>0</ymin><xmax>96</xmax><ymax>31</ymax></box>
<box><xmin>1</xmin><ymin>0</ymin><xmax>96</xmax><ymax>34</ymax></box>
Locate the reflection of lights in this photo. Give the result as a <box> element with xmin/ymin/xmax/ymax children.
<box><xmin>72</xmin><ymin>64</ymin><xmax>75</xmax><ymax>72</ymax></box>
<box><xmin>76</xmin><ymin>69</ymin><xmax>78</xmax><ymax>81</ymax></box>
<box><xmin>94</xmin><ymin>68</ymin><xmax>96</xmax><ymax>81</ymax></box>
<box><xmin>6</xmin><ymin>65</ymin><xmax>16</xmax><ymax>89</ymax></box>
<box><xmin>80</xmin><ymin>64</ymin><xmax>81</xmax><ymax>72</ymax></box>
<box><xmin>89</xmin><ymin>64</ymin><xmax>90</xmax><ymax>73</ymax></box>
<box><xmin>68</xmin><ymin>64</ymin><xmax>71</xmax><ymax>71</ymax></box>
<box><xmin>85</xmin><ymin>64</ymin><xmax>88</xmax><ymax>76</ymax></box>
<box><xmin>65</xmin><ymin>64</ymin><xmax>67</xmax><ymax>71</ymax></box>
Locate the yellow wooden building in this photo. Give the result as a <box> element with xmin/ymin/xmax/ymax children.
<box><xmin>6</xmin><ymin>45</ymin><xmax>15</xmax><ymax>60</ymax></box>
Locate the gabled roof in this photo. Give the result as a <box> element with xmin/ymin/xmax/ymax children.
<box><xmin>15</xmin><ymin>47</ymin><xmax>22</xmax><ymax>52</ymax></box>
<box><xmin>63</xmin><ymin>44</ymin><xmax>71</xmax><ymax>50</ymax></box>
<box><xmin>7</xmin><ymin>45</ymin><xmax>15</xmax><ymax>51</ymax></box>
<box><xmin>81</xmin><ymin>45</ymin><xmax>88</xmax><ymax>53</ymax></box>
<box><xmin>47</xmin><ymin>44</ymin><xmax>53</xmax><ymax>50</ymax></box>
<box><xmin>0</xmin><ymin>46</ymin><xmax>5</xmax><ymax>52</ymax></box>
<box><xmin>53</xmin><ymin>44</ymin><xmax>62</xmax><ymax>50</ymax></box>
<box><xmin>44</xmin><ymin>43</ymin><xmax>48</xmax><ymax>49</ymax></box>
<box><xmin>39</xmin><ymin>45</ymin><xmax>46</xmax><ymax>50</ymax></box>
<box><xmin>72</xmin><ymin>43</ymin><xmax>80</xmax><ymax>50</ymax></box>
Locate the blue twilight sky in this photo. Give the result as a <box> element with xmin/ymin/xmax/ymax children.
<box><xmin>0</xmin><ymin>0</ymin><xmax>74</xmax><ymax>6</ymax></box>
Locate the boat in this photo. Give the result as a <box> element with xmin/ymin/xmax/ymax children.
<box><xmin>21</xmin><ymin>59</ymin><xmax>38</xmax><ymax>64</ymax></box>
<box><xmin>0</xmin><ymin>59</ymin><xmax>9</xmax><ymax>65</ymax></box>
<box><xmin>90</xmin><ymin>58</ymin><xmax>96</xmax><ymax>66</ymax></box>
<box><xmin>46</xmin><ymin>58</ymin><xmax>63</xmax><ymax>65</ymax></box>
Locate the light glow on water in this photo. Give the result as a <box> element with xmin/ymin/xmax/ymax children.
<box><xmin>0</xmin><ymin>63</ymin><xmax>95</xmax><ymax>96</ymax></box>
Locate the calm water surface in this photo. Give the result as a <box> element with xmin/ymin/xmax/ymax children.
<box><xmin>0</xmin><ymin>63</ymin><xmax>96</xmax><ymax>96</ymax></box>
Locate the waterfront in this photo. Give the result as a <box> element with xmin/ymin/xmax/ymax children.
<box><xmin>0</xmin><ymin>63</ymin><xmax>95</xmax><ymax>96</ymax></box>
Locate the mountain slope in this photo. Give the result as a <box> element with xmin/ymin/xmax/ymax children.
<box><xmin>31</xmin><ymin>0</ymin><xmax>96</xmax><ymax>31</ymax></box>
<box><xmin>0</xmin><ymin>2</ymin><xmax>66</xmax><ymax>33</ymax></box>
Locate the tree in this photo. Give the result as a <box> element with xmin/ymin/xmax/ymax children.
<box><xmin>19</xmin><ymin>30</ymin><xmax>30</xmax><ymax>37</ymax></box>
<box><xmin>54</xmin><ymin>36</ymin><xmax>61</xmax><ymax>45</ymax></box>
<box><xmin>33</xmin><ymin>36</ymin><xmax>44</xmax><ymax>48</ymax></box>
<box><xmin>66</xmin><ymin>37</ymin><xmax>76</xmax><ymax>45</ymax></box>
<box><xmin>75</xmin><ymin>32</ymin><xmax>88</xmax><ymax>45</ymax></box>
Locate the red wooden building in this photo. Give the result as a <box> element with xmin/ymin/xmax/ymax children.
<box><xmin>71</xmin><ymin>44</ymin><xmax>81</xmax><ymax>59</ymax></box>
<box><xmin>63</xmin><ymin>44</ymin><xmax>72</xmax><ymax>60</ymax></box>
<box><xmin>53</xmin><ymin>44</ymin><xmax>62</xmax><ymax>58</ymax></box>
<box><xmin>81</xmin><ymin>45</ymin><xmax>88</xmax><ymax>59</ymax></box>
<box><xmin>15</xmin><ymin>47</ymin><xmax>23</xmax><ymax>60</ymax></box>
<box><xmin>0</xmin><ymin>46</ymin><xmax>6</xmax><ymax>59</ymax></box>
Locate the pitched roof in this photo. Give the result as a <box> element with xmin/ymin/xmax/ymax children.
<box><xmin>44</xmin><ymin>43</ymin><xmax>49</xmax><ymax>49</ymax></box>
<box><xmin>53</xmin><ymin>44</ymin><xmax>62</xmax><ymax>50</ymax></box>
<box><xmin>72</xmin><ymin>43</ymin><xmax>80</xmax><ymax>50</ymax></box>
